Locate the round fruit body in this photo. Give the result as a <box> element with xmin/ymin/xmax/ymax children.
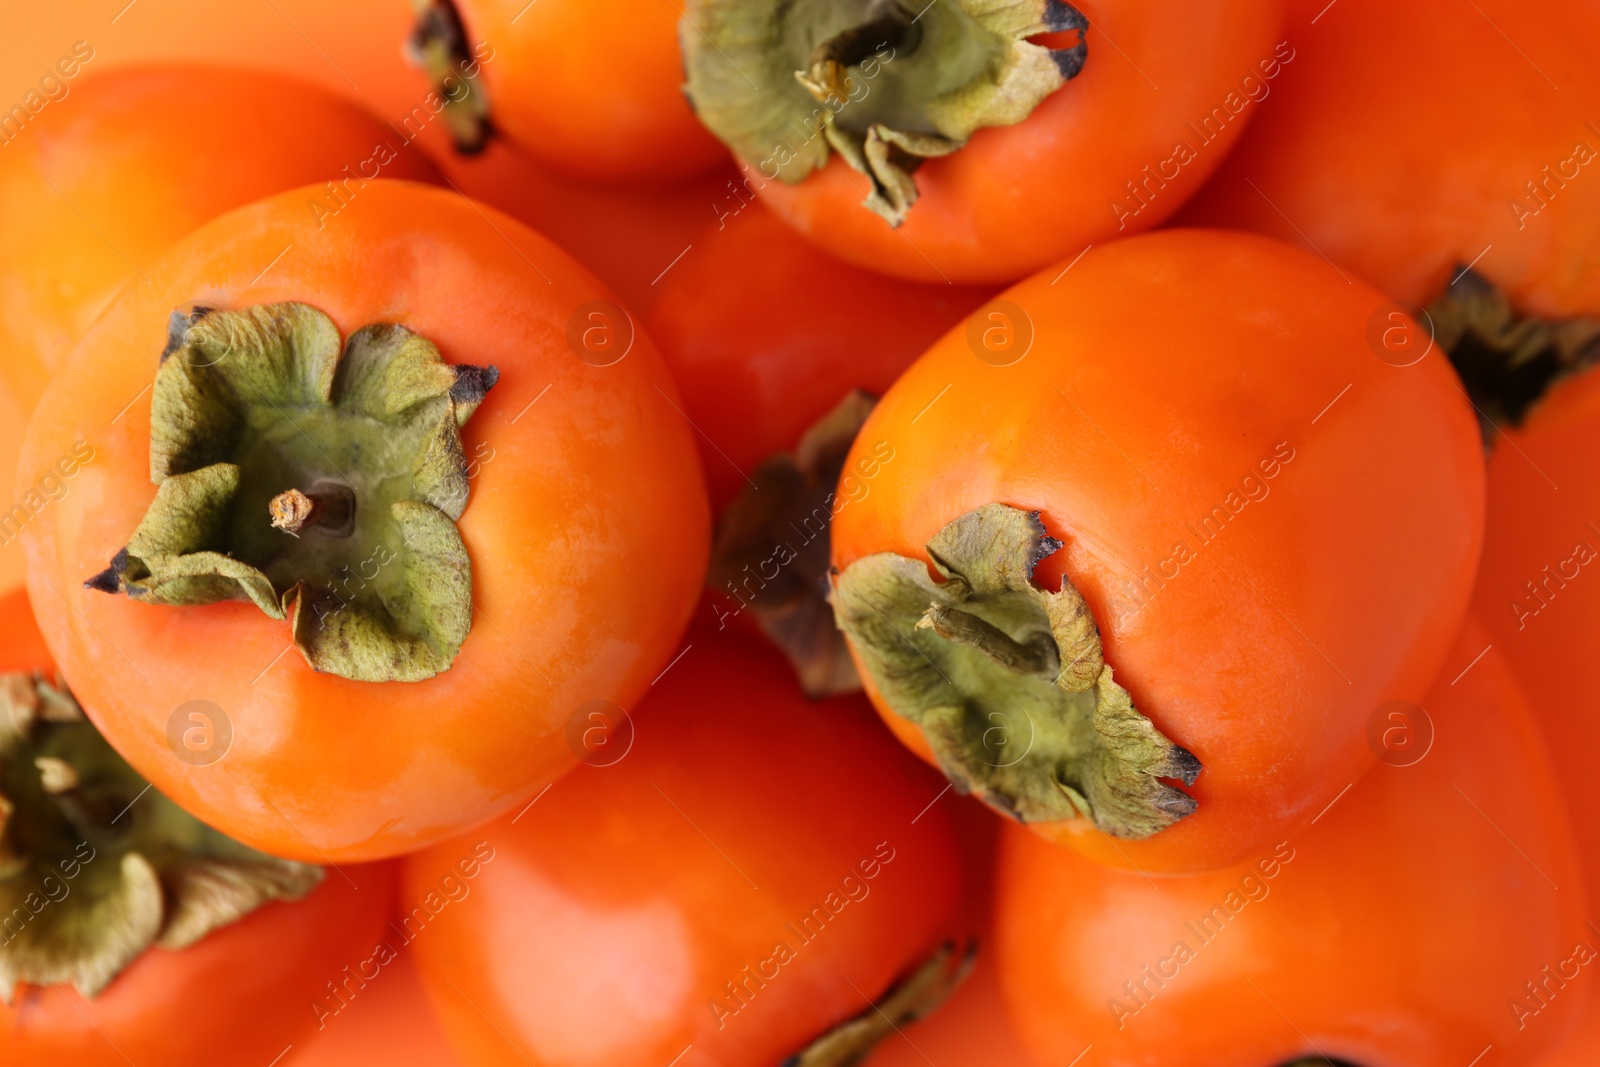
<box><xmin>740</xmin><ymin>0</ymin><xmax>1289</xmax><ymax>283</ymax></box>
<box><xmin>1</xmin><ymin>866</ymin><xmax>396</xmax><ymax>1067</ymax></box>
<box><xmin>435</xmin><ymin>139</ymin><xmax>739</xmax><ymax>311</ymax></box>
<box><xmin>287</xmin><ymin>951</ymin><xmax>464</xmax><ymax>1067</ymax></box>
<box><xmin>1473</xmin><ymin>366</ymin><xmax>1600</xmax><ymax>1064</ymax></box>
<box><xmin>995</xmin><ymin>623</ymin><xmax>1589</xmax><ymax>1067</ymax></box>
<box><xmin>449</xmin><ymin>0</ymin><xmax>728</xmax><ymax>183</ymax></box>
<box><xmin>0</xmin><ymin>64</ymin><xmax>441</xmax><ymax>413</ymax></box>
<box><xmin>1175</xmin><ymin>0</ymin><xmax>1600</xmax><ymax>319</ymax></box>
<box><xmin>403</xmin><ymin>631</ymin><xmax>969</xmax><ymax>1067</ymax></box>
<box><xmin>0</xmin><ymin>0</ymin><xmax>432</xmax><ymax>125</ymax></box>
<box><xmin>0</xmin><ymin>586</ymin><xmax>400</xmax><ymax>1067</ymax></box>
<box><xmin>829</xmin><ymin>229</ymin><xmax>1485</xmax><ymax>873</ymax></box>
<box><xmin>18</xmin><ymin>179</ymin><xmax>711</xmax><ymax>863</ymax></box>
<box><xmin>645</xmin><ymin>200</ymin><xmax>995</xmax><ymax>511</ymax></box>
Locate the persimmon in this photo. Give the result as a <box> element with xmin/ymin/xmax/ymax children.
<box><xmin>1</xmin><ymin>0</ymin><xmax>434</xmax><ymax>128</ymax></box>
<box><xmin>403</xmin><ymin>631</ymin><xmax>970</xmax><ymax>1067</ymax></box>
<box><xmin>18</xmin><ymin>179</ymin><xmax>710</xmax><ymax>862</ymax></box>
<box><xmin>288</xmin><ymin>953</ymin><xmax>463</xmax><ymax>1067</ymax></box>
<box><xmin>409</xmin><ymin>0</ymin><xmax>727</xmax><ymax>183</ymax></box>
<box><xmin>828</xmin><ymin>229</ymin><xmax>1484</xmax><ymax>873</ymax></box>
<box><xmin>436</xmin><ymin>138</ymin><xmax>741</xmax><ymax>311</ymax></box>
<box><xmin>680</xmin><ymin>0</ymin><xmax>1288</xmax><ymax>283</ymax></box>
<box><xmin>0</xmin><ymin>64</ymin><xmax>441</xmax><ymax>415</ymax></box>
<box><xmin>1472</xmin><ymin>364</ymin><xmax>1600</xmax><ymax>1064</ymax></box>
<box><xmin>0</xmin><ymin>586</ymin><xmax>398</xmax><ymax>1067</ymax></box>
<box><xmin>643</xmin><ymin>200</ymin><xmax>992</xmax><ymax>693</ymax></box>
<box><xmin>995</xmin><ymin>624</ymin><xmax>1589</xmax><ymax>1067</ymax></box>
<box><xmin>1176</xmin><ymin>0</ymin><xmax>1600</xmax><ymax>423</ymax></box>
<box><xmin>646</xmin><ymin>201</ymin><xmax>993</xmax><ymax>512</ymax></box>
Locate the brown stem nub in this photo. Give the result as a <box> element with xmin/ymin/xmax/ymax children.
<box><xmin>269</xmin><ymin>483</ymin><xmax>355</xmax><ymax>538</ymax></box>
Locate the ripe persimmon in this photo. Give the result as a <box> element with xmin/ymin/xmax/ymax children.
<box><xmin>681</xmin><ymin>0</ymin><xmax>1288</xmax><ymax>282</ymax></box>
<box><xmin>18</xmin><ymin>180</ymin><xmax>710</xmax><ymax>862</ymax></box>
<box><xmin>410</xmin><ymin>0</ymin><xmax>727</xmax><ymax>183</ymax></box>
<box><xmin>644</xmin><ymin>201</ymin><xmax>992</xmax><ymax>694</ymax></box>
<box><xmin>435</xmin><ymin>138</ymin><xmax>741</xmax><ymax>311</ymax></box>
<box><xmin>829</xmin><ymin>229</ymin><xmax>1484</xmax><ymax>873</ymax></box>
<box><xmin>995</xmin><ymin>624</ymin><xmax>1589</xmax><ymax>1067</ymax></box>
<box><xmin>1472</xmin><ymin>364</ymin><xmax>1600</xmax><ymax>1063</ymax></box>
<box><xmin>1177</xmin><ymin>0</ymin><xmax>1600</xmax><ymax>336</ymax></box>
<box><xmin>0</xmin><ymin>586</ymin><xmax>399</xmax><ymax>1067</ymax></box>
<box><xmin>403</xmin><ymin>632</ymin><xmax>970</xmax><ymax>1067</ymax></box>
<box><xmin>0</xmin><ymin>65</ymin><xmax>440</xmax><ymax>415</ymax></box>
<box><xmin>287</xmin><ymin>952</ymin><xmax>463</xmax><ymax>1067</ymax></box>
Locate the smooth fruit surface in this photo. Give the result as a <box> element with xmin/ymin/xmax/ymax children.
<box><xmin>1176</xmin><ymin>0</ymin><xmax>1600</xmax><ymax>317</ymax></box>
<box><xmin>996</xmin><ymin>623</ymin><xmax>1589</xmax><ymax>1067</ymax></box>
<box><xmin>452</xmin><ymin>0</ymin><xmax>727</xmax><ymax>183</ymax></box>
<box><xmin>752</xmin><ymin>0</ymin><xmax>1289</xmax><ymax>283</ymax></box>
<box><xmin>19</xmin><ymin>180</ymin><xmax>710</xmax><ymax>863</ymax></box>
<box><xmin>831</xmin><ymin>229</ymin><xmax>1485</xmax><ymax>872</ymax></box>
<box><xmin>0</xmin><ymin>64</ymin><xmax>441</xmax><ymax>413</ymax></box>
<box><xmin>404</xmin><ymin>631</ymin><xmax>967</xmax><ymax>1067</ymax></box>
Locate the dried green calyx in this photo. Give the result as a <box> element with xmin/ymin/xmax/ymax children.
<box><xmin>785</xmin><ymin>941</ymin><xmax>974</xmax><ymax>1067</ymax></box>
<box><xmin>710</xmin><ymin>391</ymin><xmax>875</xmax><ymax>698</ymax></box>
<box><xmin>1431</xmin><ymin>267</ymin><xmax>1600</xmax><ymax>436</ymax></box>
<box><xmin>86</xmin><ymin>302</ymin><xmax>497</xmax><ymax>683</ymax></box>
<box><xmin>681</xmin><ymin>0</ymin><xmax>1088</xmax><ymax>226</ymax></box>
<box><xmin>0</xmin><ymin>672</ymin><xmax>320</xmax><ymax>1001</ymax></box>
<box><xmin>831</xmin><ymin>504</ymin><xmax>1200</xmax><ymax>838</ymax></box>
<box><xmin>408</xmin><ymin>0</ymin><xmax>494</xmax><ymax>153</ymax></box>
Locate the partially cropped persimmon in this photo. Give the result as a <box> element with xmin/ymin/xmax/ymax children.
<box><xmin>681</xmin><ymin>0</ymin><xmax>1288</xmax><ymax>282</ymax></box>
<box><xmin>18</xmin><ymin>180</ymin><xmax>710</xmax><ymax>863</ymax></box>
<box><xmin>645</xmin><ymin>201</ymin><xmax>992</xmax><ymax>694</ymax></box>
<box><xmin>435</xmin><ymin>138</ymin><xmax>740</xmax><ymax>310</ymax></box>
<box><xmin>404</xmin><ymin>631</ymin><xmax>970</xmax><ymax>1067</ymax></box>
<box><xmin>829</xmin><ymin>229</ymin><xmax>1484</xmax><ymax>873</ymax></box>
<box><xmin>1176</xmin><ymin>0</ymin><xmax>1600</xmax><ymax>425</ymax></box>
<box><xmin>996</xmin><ymin>625</ymin><xmax>1588</xmax><ymax>1067</ymax></box>
<box><xmin>0</xmin><ymin>64</ymin><xmax>440</xmax><ymax>414</ymax></box>
<box><xmin>409</xmin><ymin>0</ymin><xmax>727</xmax><ymax>182</ymax></box>
<box><xmin>0</xmin><ymin>586</ymin><xmax>399</xmax><ymax>1067</ymax></box>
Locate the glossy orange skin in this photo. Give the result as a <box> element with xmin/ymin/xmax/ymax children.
<box><xmin>831</xmin><ymin>229</ymin><xmax>1485</xmax><ymax>873</ymax></box>
<box><xmin>403</xmin><ymin>631</ymin><xmax>967</xmax><ymax>1067</ymax></box>
<box><xmin>997</xmin><ymin>623</ymin><xmax>1588</xmax><ymax>1067</ymax></box>
<box><xmin>1</xmin><ymin>0</ymin><xmax>433</xmax><ymax>127</ymax></box>
<box><xmin>755</xmin><ymin>0</ymin><xmax>1287</xmax><ymax>284</ymax></box>
<box><xmin>288</xmin><ymin>953</ymin><xmax>464</xmax><ymax>1067</ymax></box>
<box><xmin>19</xmin><ymin>180</ymin><xmax>710</xmax><ymax>863</ymax></box>
<box><xmin>646</xmin><ymin>200</ymin><xmax>995</xmax><ymax>510</ymax></box>
<box><xmin>453</xmin><ymin>0</ymin><xmax>727</xmax><ymax>184</ymax></box>
<box><xmin>0</xmin><ymin>64</ymin><xmax>441</xmax><ymax>415</ymax></box>
<box><xmin>437</xmin><ymin>139</ymin><xmax>741</xmax><ymax>311</ymax></box>
<box><xmin>1176</xmin><ymin>0</ymin><xmax>1600</xmax><ymax>318</ymax></box>
<box><xmin>1473</xmin><ymin>368</ymin><xmax>1600</xmax><ymax>1065</ymax></box>
<box><xmin>0</xmin><ymin>587</ymin><xmax>400</xmax><ymax>1067</ymax></box>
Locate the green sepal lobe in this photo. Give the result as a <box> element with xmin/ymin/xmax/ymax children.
<box><xmin>831</xmin><ymin>503</ymin><xmax>1199</xmax><ymax>838</ymax></box>
<box><xmin>87</xmin><ymin>302</ymin><xmax>494</xmax><ymax>683</ymax></box>
<box><xmin>0</xmin><ymin>674</ymin><xmax>321</xmax><ymax>1002</ymax></box>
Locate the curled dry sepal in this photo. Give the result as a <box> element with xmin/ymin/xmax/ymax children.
<box><xmin>681</xmin><ymin>0</ymin><xmax>1089</xmax><ymax>226</ymax></box>
<box><xmin>831</xmin><ymin>504</ymin><xmax>1201</xmax><ymax>838</ymax></box>
<box><xmin>1430</xmin><ymin>267</ymin><xmax>1600</xmax><ymax>435</ymax></box>
<box><xmin>0</xmin><ymin>672</ymin><xmax>320</xmax><ymax>1002</ymax></box>
<box><xmin>85</xmin><ymin>302</ymin><xmax>498</xmax><ymax>683</ymax></box>
<box><xmin>709</xmin><ymin>390</ymin><xmax>876</xmax><ymax>698</ymax></box>
<box><xmin>785</xmin><ymin>941</ymin><xmax>975</xmax><ymax>1067</ymax></box>
<box><xmin>406</xmin><ymin>0</ymin><xmax>494</xmax><ymax>153</ymax></box>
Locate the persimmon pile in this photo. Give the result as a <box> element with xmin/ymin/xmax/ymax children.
<box><xmin>0</xmin><ymin>2</ymin><xmax>1596</xmax><ymax>1064</ymax></box>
